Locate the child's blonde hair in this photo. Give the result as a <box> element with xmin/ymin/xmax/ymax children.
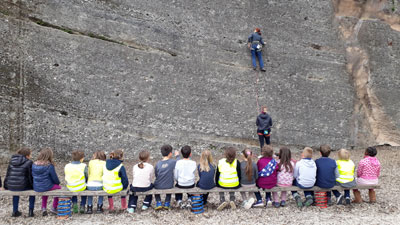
<box><xmin>199</xmin><ymin>150</ymin><xmax>213</xmax><ymax>172</ymax></box>
<box><xmin>303</xmin><ymin>147</ymin><xmax>313</xmax><ymax>158</ymax></box>
<box><xmin>36</xmin><ymin>148</ymin><xmax>55</xmax><ymax>165</ymax></box>
<box><xmin>338</xmin><ymin>149</ymin><xmax>350</xmax><ymax>160</ymax></box>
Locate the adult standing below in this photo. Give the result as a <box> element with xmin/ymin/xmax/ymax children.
<box><xmin>247</xmin><ymin>28</ymin><xmax>266</xmax><ymax>72</ymax></box>
<box><xmin>256</xmin><ymin>106</ymin><xmax>273</xmax><ymax>150</ymax></box>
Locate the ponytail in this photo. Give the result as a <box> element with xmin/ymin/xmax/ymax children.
<box><xmin>138</xmin><ymin>150</ymin><xmax>150</xmax><ymax>169</ymax></box>
<box><xmin>242</xmin><ymin>149</ymin><xmax>253</xmax><ymax>181</ymax></box>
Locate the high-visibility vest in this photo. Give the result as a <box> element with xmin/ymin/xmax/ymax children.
<box><xmin>218</xmin><ymin>159</ymin><xmax>239</xmax><ymax>187</ymax></box>
<box><xmin>88</xmin><ymin>159</ymin><xmax>106</xmax><ymax>184</ymax></box>
<box><xmin>65</xmin><ymin>163</ymin><xmax>87</xmax><ymax>192</ymax></box>
<box><xmin>102</xmin><ymin>164</ymin><xmax>123</xmax><ymax>194</ymax></box>
<box><xmin>336</xmin><ymin>160</ymin><xmax>355</xmax><ymax>183</ymax></box>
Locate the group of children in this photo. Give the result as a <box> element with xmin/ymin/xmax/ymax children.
<box><xmin>1</xmin><ymin>144</ymin><xmax>380</xmax><ymax>217</ymax></box>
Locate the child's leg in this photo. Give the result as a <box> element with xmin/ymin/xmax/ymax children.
<box><xmin>87</xmin><ymin>196</ymin><xmax>93</xmax><ymax>206</ymax></box>
<box><xmin>254</xmin><ymin>192</ymin><xmax>262</xmax><ymax>201</ymax></box>
<box><xmin>41</xmin><ymin>196</ymin><xmax>48</xmax><ymax>209</ymax></box>
<box><xmin>72</xmin><ymin>196</ymin><xmax>78</xmax><ymax>205</ymax></box>
<box><xmin>344</xmin><ymin>190</ymin><xmax>350</xmax><ymax>199</ymax></box>
<box><xmin>29</xmin><ymin>196</ymin><xmax>35</xmax><ymax>210</ymax></box>
<box><xmin>281</xmin><ymin>191</ymin><xmax>287</xmax><ymax>202</ymax></box>
<box><xmin>52</xmin><ymin>197</ymin><xmax>59</xmax><ymax>210</ymax></box>
<box><xmin>332</xmin><ymin>190</ymin><xmax>341</xmax><ymax>198</ymax></box>
<box><xmin>219</xmin><ymin>192</ymin><xmax>225</xmax><ymax>203</ymax></box>
<box><xmin>108</xmin><ymin>196</ymin><xmax>114</xmax><ymax>210</ymax></box>
<box><xmin>121</xmin><ymin>196</ymin><xmax>127</xmax><ymax>209</ymax></box>
<box><xmin>128</xmin><ymin>194</ymin><xmax>138</xmax><ymax>209</ymax></box>
<box><xmin>81</xmin><ymin>196</ymin><xmax>87</xmax><ymax>206</ymax></box>
<box><xmin>98</xmin><ymin>196</ymin><xmax>104</xmax><ymax>206</ymax></box>
<box><xmin>143</xmin><ymin>195</ymin><xmax>152</xmax><ymax>207</ymax></box>
<box><xmin>12</xmin><ymin>196</ymin><xmax>19</xmax><ymax>213</ymax></box>
<box><xmin>240</xmin><ymin>192</ymin><xmax>247</xmax><ymax>201</ymax></box>
<box><xmin>272</xmin><ymin>192</ymin><xmax>279</xmax><ymax>203</ymax></box>
<box><xmin>326</xmin><ymin>191</ymin><xmax>332</xmax><ymax>199</ymax></box>
<box><xmin>202</xmin><ymin>193</ymin><xmax>209</xmax><ymax>204</ymax></box>
<box><xmin>175</xmin><ymin>193</ymin><xmax>183</xmax><ymax>202</ymax></box>
<box><xmin>155</xmin><ymin>194</ymin><xmax>161</xmax><ymax>202</ymax></box>
<box><xmin>229</xmin><ymin>192</ymin><xmax>235</xmax><ymax>201</ymax></box>
<box><xmin>165</xmin><ymin>194</ymin><xmax>171</xmax><ymax>203</ymax></box>
<box><xmin>265</xmin><ymin>192</ymin><xmax>271</xmax><ymax>201</ymax></box>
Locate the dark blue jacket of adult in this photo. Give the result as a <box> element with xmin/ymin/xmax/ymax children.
<box><xmin>315</xmin><ymin>157</ymin><xmax>337</xmax><ymax>188</ymax></box>
<box><xmin>4</xmin><ymin>154</ymin><xmax>34</xmax><ymax>191</ymax></box>
<box><xmin>256</xmin><ymin>113</ymin><xmax>273</xmax><ymax>132</ymax></box>
<box><xmin>32</xmin><ymin>162</ymin><xmax>60</xmax><ymax>192</ymax></box>
<box><xmin>248</xmin><ymin>32</ymin><xmax>265</xmax><ymax>51</ymax></box>
<box><xmin>105</xmin><ymin>159</ymin><xmax>129</xmax><ymax>190</ymax></box>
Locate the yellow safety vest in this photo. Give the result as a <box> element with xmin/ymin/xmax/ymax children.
<box><xmin>336</xmin><ymin>160</ymin><xmax>355</xmax><ymax>183</ymax></box>
<box><xmin>218</xmin><ymin>159</ymin><xmax>239</xmax><ymax>188</ymax></box>
<box><xmin>88</xmin><ymin>159</ymin><xmax>106</xmax><ymax>183</ymax></box>
<box><xmin>103</xmin><ymin>164</ymin><xmax>123</xmax><ymax>194</ymax></box>
<box><xmin>65</xmin><ymin>163</ymin><xmax>87</xmax><ymax>192</ymax></box>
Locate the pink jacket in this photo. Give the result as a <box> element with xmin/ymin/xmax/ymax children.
<box><xmin>357</xmin><ymin>156</ymin><xmax>380</xmax><ymax>180</ymax></box>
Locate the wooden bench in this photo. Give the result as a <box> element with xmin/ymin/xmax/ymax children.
<box><xmin>0</xmin><ymin>185</ymin><xmax>379</xmax><ymax>197</ymax></box>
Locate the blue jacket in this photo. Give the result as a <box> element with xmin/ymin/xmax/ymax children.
<box><xmin>315</xmin><ymin>157</ymin><xmax>337</xmax><ymax>188</ymax></box>
<box><xmin>105</xmin><ymin>159</ymin><xmax>129</xmax><ymax>190</ymax></box>
<box><xmin>32</xmin><ymin>163</ymin><xmax>60</xmax><ymax>192</ymax></box>
<box><xmin>248</xmin><ymin>32</ymin><xmax>265</xmax><ymax>51</ymax></box>
<box><xmin>196</xmin><ymin>164</ymin><xmax>216</xmax><ymax>190</ymax></box>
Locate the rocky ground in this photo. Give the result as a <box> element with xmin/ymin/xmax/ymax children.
<box><xmin>0</xmin><ymin>147</ymin><xmax>398</xmax><ymax>225</ymax></box>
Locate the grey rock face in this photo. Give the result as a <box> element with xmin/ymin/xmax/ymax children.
<box><xmin>0</xmin><ymin>0</ymin><xmax>398</xmax><ymax>159</ymax></box>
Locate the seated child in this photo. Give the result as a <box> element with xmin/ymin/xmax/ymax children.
<box><xmin>216</xmin><ymin>147</ymin><xmax>241</xmax><ymax>211</ymax></box>
<box><xmin>273</xmin><ymin>147</ymin><xmax>295</xmax><ymax>208</ymax></box>
<box><xmin>239</xmin><ymin>149</ymin><xmax>258</xmax><ymax>209</ymax></box>
<box><xmin>291</xmin><ymin>147</ymin><xmax>316</xmax><ymax>208</ymax></box>
<box><xmin>32</xmin><ymin>148</ymin><xmax>61</xmax><ymax>216</ymax></box>
<box><xmin>254</xmin><ymin>145</ymin><xmax>278</xmax><ymax>208</ymax></box>
<box><xmin>332</xmin><ymin>149</ymin><xmax>356</xmax><ymax>205</ymax></box>
<box><xmin>65</xmin><ymin>150</ymin><xmax>88</xmax><ymax>213</ymax></box>
<box><xmin>353</xmin><ymin>147</ymin><xmax>380</xmax><ymax>203</ymax></box>
<box><xmin>174</xmin><ymin>146</ymin><xmax>197</xmax><ymax>209</ymax></box>
<box><xmin>315</xmin><ymin>144</ymin><xmax>337</xmax><ymax>205</ymax></box>
<box><xmin>127</xmin><ymin>150</ymin><xmax>154</xmax><ymax>213</ymax></box>
<box><xmin>4</xmin><ymin>147</ymin><xmax>35</xmax><ymax>217</ymax></box>
<box><xmin>86</xmin><ymin>151</ymin><xmax>106</xmax><ymax>213</ymax></box>
<box><xmin>154</xmin><ymin>145</ymin><xmax>179</xmax><ymax>210</ymax></box>
<box><xmin>103</xmin><ymin>149</ymin><xmax>129</xmax><ymax>211</ymax></box>
<box><xmin>196</xmin><ymin>150</ymin><xmax>216</xmax><ymax>205</ymax></box>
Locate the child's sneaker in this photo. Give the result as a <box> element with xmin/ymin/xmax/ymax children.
<box><xmin>294</xmin><ymin>195</ymin><xmax>303</xmax><ymax>208</ymax></box>
<box><xmin>177</xmin><ymin>200</ymin><xmax>184</xmax><ymax>209</ymax></box>
<box><xmin>155</xmin><ymin>201</ymin><xmax>163</xmax><ymax>210</ymax></box>
<box><xmin>345</xmin><ymin>197</ymin><xmax>351</xmax><ymax>205</ymax></box>
<box><xmin>273</xmin><ymin>202</ymin><xmax>280</xmax><ymax>208</ymax></box>
<box><xmin>280</xmin><ymin>201</ymin><xmax>286</xmax><ymax>207</ymax></box>
<box><xmin>304</xmin><ymin>196</ymin><xmax>313</xmax><ymax>207</ymax></box>
<box><xmin>229</xmin><ymin>201</ymin><xmax>236</xmax><ymax>210</ymax></box>
<box><xmin>244</xmin><ymin>198</ymin><xmax>255</xmax><ymax>209</ymax></box>
<box><xmin>185</xmin><ymin>200</ymin><xmax>192</xmax><ymax>209</ymax></box>
<box><xmin>141</xmin><ymin>205</ymin><xmax>149</xmax><ymax>211</ymax></box>
<box><xmin>163</xmin><ymin>202</ymin><xmax>171</xmax><ymax>210</ymax></box>
<box><xmin>253</xmin><ymin>200</ymin><xmax>264</xmax><ymax>208</ymax></box>
<box><xmin>127</xmin><ymin>208</ymin><xmax>135</xmax><ymax>214</ymax></box>
<box><xmin>217</xmin><ymin>201</ymin><xmax>228</xmax><ymax>211</ymax></box>
<box><xmin>265</xmin><ymin>198</ymin><xmax>271</xmax><ymax>207</ymax></box>
<box><xmin>241</xmin><ymin>200</ymin><xmax>248</xmax><ymax>208</ymax></box>
<box><xmin>41</xmin><ymin>209</ymin><xmax>48</xmax><ymax>217</ymax></box>
<box><xmin>50</xmin><ymin>207</ymin><xmax>57</xmax><ymax>215</ymax></box>
<box><xmin>72</xmin><ymin>204</ymin><xmax>78</xmax><ymax>213</ymax></box>
<box><xmin>336</xmin><ymin>194</ymin><xmax>344</xmax><ymax>205</ymax></box>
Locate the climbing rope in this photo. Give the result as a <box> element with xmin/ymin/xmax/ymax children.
<box><xmin>255</xmin><ymin>70</ymin><xmax>260</xmax><ymax>114</ymax></box>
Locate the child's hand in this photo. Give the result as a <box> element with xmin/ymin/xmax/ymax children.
<box><xmin>0</xmin><ymin>187</ymin><xmax>4</xmax><ymax>191</ymax></box>
<box><xmin>174</xmin><ymin>150</ymin><xmax>179</xmax><ymax>157</ymax></box>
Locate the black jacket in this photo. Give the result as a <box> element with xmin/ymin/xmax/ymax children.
<box><xmin>4</xmin><ymin>154</ymin><xmax>34</xmax><ymax>191</ymax></box>
<box><xmin>256</xmin><ymin>113</ymin><xmax>273</xmax><ymax>131</ymax></box>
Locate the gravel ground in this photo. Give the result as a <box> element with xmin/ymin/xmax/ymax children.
<box><xmin>0</xmin><ymin>147</ymin><xmax>399</xmax><ymax>225</ymax></box>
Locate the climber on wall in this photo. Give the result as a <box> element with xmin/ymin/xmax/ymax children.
<box><xmin>256</xmin><ymin>106</ymin><xmax>272</xmax><ymax>151</ymax></box>
<box><xmin>247</xmin><ymin>28</ymin><xmax>266</xmax><ymax>72</ymax></box>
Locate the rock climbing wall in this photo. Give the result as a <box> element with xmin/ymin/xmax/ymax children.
<box><xmin>0</xmin><ymin>0</ymin><xmax>399</xmax><ymax>158</ymax></box>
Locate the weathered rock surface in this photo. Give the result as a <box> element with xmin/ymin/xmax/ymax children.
<box><xmin>0</xmin><ymin>0</ymin><xmax>399</xmax><ymax>158</ymax></box>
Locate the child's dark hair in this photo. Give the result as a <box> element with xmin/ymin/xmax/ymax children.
<box><xmin>160</xmin><ymin>145</ymin><xmax>173</xmax><ymax>157</ymax></box>
<box><xmin>72</xmin><ymin>150</ymin><xmax>85</xmax><ymax>161</ymax></box>
<box><xmin>138</xmin><ymin>150</ymin><xmax>150</xmax><ymax>169</ymax></box>
<box><xmin>261</xmin><ymin>145</ymin><xmax>273</xmax><ymax>157</ymax></box>
<box><xmin>181</xmin><ymin>145</ymin><xmax>191</xmax><ymax>158</ymax></box>
<box><xmin>225</xmin><ymin>147</ymin><xmax>237</xmax><ymax>164</ymax></box>
<box><xmin>319</xmin><ymin>144</ymin><xmax>331</xmax><ymax>157</ymax></box>
<box><xmin>110</xmin><ymin>149</ymin><xmax>124</xmax><ymax>160</ymax></box>
<box><xmin>93</xmin><ymin>151</ymin><xmax>106</xmax><ymax>161</ymax></box>
<box><xmin>278</xmin><ymin>147</ymin><xmax>293</xmax><ymax>173</ymax></box>
<box><xmin>365</xmin><ymin>146</ymin><xmax>377</xmax><ymax>157</ymax></box>
<box><xmin>242</xmin><ymin>149</ymin><xmax>253</xmax><ymax>181</ymax></box>
<box><xmin>17</xmin><ymin>147</ymin><xmax>32</xmax><ymax>157</ymax></box>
